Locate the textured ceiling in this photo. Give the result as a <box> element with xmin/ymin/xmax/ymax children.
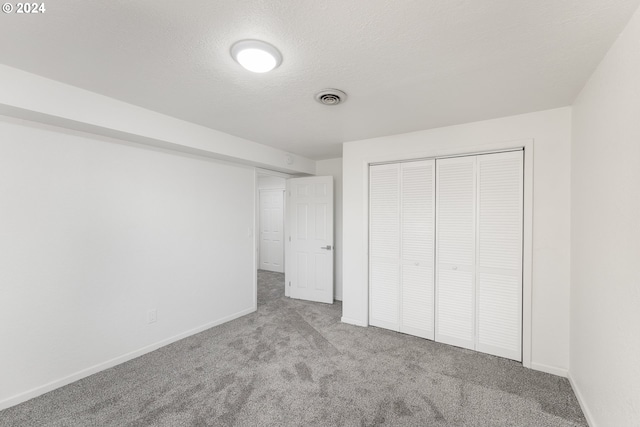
<box><xmin>1</xmin><ymin>0</ymin><xmax>638</xmax><ymax>159</ymax></box>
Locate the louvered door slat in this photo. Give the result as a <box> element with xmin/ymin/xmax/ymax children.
<box><xmin>369</xmin><ymin>164</ymin><xmax>400</xmax><ymax>330</ymax></box>
<box><xmin>435</xmin><ymin>156</ymin><xmax>476</xmax><ymax>350</ymax></box>
<box><xmin>476</xmin><ymin>151</ymin><xmax>523</xmax><ymax>361</ymax></box>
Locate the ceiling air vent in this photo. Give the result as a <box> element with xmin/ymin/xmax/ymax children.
<box><xmin>315</xmin><ymin>89</ymin><xmax>347</xmax><ymax>106</ymax></box>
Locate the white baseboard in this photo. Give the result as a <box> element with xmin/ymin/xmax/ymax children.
<box><xmin>0</xmin><ymin>306</ymin><xmax>256</xmax><ymax>411</ymax></box>
<box><xmin>341</xmin><ymin>316</ymin><xmax>368</xmax><ymax>327</ymax></box>
<box><xmin>530</xmin><ymin>362</ymin><xmax>568</xmax><ymax>378</ymax></box>
<box><xmin>568</xmin><ymin>372</ymin><xmax>596</xmax><ymax>427</ymax></box>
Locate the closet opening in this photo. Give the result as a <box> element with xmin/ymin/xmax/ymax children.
<box><xmin>368</xmin><ymin>146</ymin><xmax>531</xmax><ymax>364</ymax></box>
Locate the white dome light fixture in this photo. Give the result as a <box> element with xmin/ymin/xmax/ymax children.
<box><xmin>231</xmin><ymin>40</ymin><xmax>282</xmax><ymax>73</ymax></box>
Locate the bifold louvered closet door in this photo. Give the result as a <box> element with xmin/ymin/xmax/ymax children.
<box><xmin>475</xmin><ymin>151</ymin><xmax>523</xmax><ymax>361</ymax></box>
<box><xmin>435</xmin><ymin>156</ymin><xmax>477</xmax><ymax>350</ymax></box>
<box><xmin>369</xmin><ymin>160</ymin><xmax>435</xmax><ymax>340</ymax></box>
<box><xmin>436</xmin><ymin>151</ymin><xmax>523</xmax><ymax>361</ymax></box>
<box><xmin>370</xmin><ymin>151</ymin><xmax>523</xmax><ymax>362</ymax></box>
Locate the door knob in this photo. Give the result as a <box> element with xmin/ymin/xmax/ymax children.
<box><xmin>321</xmin><ymin>245</ymin><xmax>333</xmax><ymax>250</ymax></box>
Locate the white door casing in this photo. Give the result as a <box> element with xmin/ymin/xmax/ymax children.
<box><xmin>287</xmin><ymin>176</ymin><xmax>334</xmax><ymax>304</ymax></box>
<box><xmin>259</xmin><ymin>189</ymin><xmax>284</xmax><ymax>273</ymax></box>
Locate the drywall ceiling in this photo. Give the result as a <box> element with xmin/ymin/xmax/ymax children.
<box><xmin>1</xmin><ymin>0</ymin><xmax>638</xmax><ymax>159</ymax></box>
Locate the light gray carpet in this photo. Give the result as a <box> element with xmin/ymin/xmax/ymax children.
<box><xmin>0</xmin><ymin>271</ymin><xmax>587</xmax><ymax>426</ymax></box>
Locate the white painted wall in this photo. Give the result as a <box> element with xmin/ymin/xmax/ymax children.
<box><xmin>342</xmin><ymin>107</ymin><xmax>572</xmax><ymax>374</ymax></box>
<box><xmin>0</xmin><ymin>117</ymin><xmax>256</xmax><ymax>409</ymax></box>
<box><xmin>570</xmin><ymin>5</ymin><xmax>640</xmax><ymax>426</ymax></box>
<box><xmin>315</xmin><ymin>158</ymin><xmax>343</xmax><ymax>301</ymax></box>
<box><xmin>257</xmin><ymin>175</ymin><xmax>286</xmax><ymax>190</ymax></box>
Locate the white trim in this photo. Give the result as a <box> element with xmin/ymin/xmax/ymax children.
<box><xmin>568</xmin><ymin>372</ymin><xmax>596</xmax><ymax>427</ymax></box>
<box><xmin>284</xmin><ymin>180</ymin><xmax>291</xmax><ymax>298</ymax></box>
<box><xmin>0</xmin><ymin>306</ymin><xmax>256</xmax><ymax>411</ymax></box>
<box><xmin>253</xmin><ymin>169</ymin><xmax>258</xmax><ymax>311</ymax></box>
<box><xmin>369</xmin><ymin>147</ymin><xmax>523</xmax><ymax>165</ymax></box>
<box><xmin>361</xmin><ymin>139</ymin><xmax>532</xmax><ymax>166</ymax></box>
<box><xmin>530</xmin><ymin>362</ymin><xmax>568</xmax><ymax>378</ymax></box>
<box><xmin>361</xmin><ymin>159</ymin><xmax>371</xmax><ymax>328</ymax></box>
<box><xmin>521</xmin><ymin>142</ymin><xmax>534</xmax><ymax>369</ymax></box>
<box><xmin>361</xmin><ymin>138</ymin><xmax>534</xmax><ymax>368</ymax></box>
<box><xmin>341</xmin><ymin>316</ymin><xmax>368</xmax><ymax>327</ymax></box>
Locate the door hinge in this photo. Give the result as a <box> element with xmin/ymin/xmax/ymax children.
<box><xmin>288</xmin><ymin>281</ymin><xmax>291</xmax><ymax>287</ymax></box>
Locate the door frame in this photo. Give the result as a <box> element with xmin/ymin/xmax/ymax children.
<box><xmin>361</xmin><ymin>139</ymin><xmax>534</xmax><ymax>369</ymax></box>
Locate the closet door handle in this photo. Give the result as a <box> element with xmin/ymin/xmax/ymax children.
<box><xmin>321</xmin><ymin>245</ymin><xmax>332</xmax><ymax>250</ymax></box>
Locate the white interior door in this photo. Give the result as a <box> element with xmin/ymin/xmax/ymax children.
<box><xmin>476</xmin><ymin>151</ymin><xmax>523</xmax><ymax>361</ymax></box>
<box><xmin>435</xmin><ymin>156</ymin><xmax>477</xmax><ymax>351</ymax></box>
<box><xmin>400</xmin><ymin>160</ymin><xmax>435</xmax><ymax>340</ymax></box>
<box><xmin>259</xmin><ymin>189</ymin><xmax>284</xmax><ymax>273</ymax></box>
<box><xmin>287</xmin><ymin>176</ymin><xmax>334</xmax><ymax>304</ymax></box>
<box><xmin>369</xmin><ymin>163</ymin><xmax>401</xmax><ymax>330</ymax></box>
<box><xmin>369</xmin><ymin>160</ymin><xmax>435</xmax><ymax>338</ymax></box>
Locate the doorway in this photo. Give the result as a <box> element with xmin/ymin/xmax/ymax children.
<box><xmin>256</xmin><ymin>171</ymin><xmax>288</xmax><ymax>307</ymax></box>
<box><xmin>258</xmin><ymin>189</ymin><xmax>284</xmax><ymax>273</ymax></box>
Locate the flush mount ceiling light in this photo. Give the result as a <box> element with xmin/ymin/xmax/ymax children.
<box><xmin>230</xmin><ymin>40</ymin><xmax>282</xmax><ymax>73</ymax></box>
